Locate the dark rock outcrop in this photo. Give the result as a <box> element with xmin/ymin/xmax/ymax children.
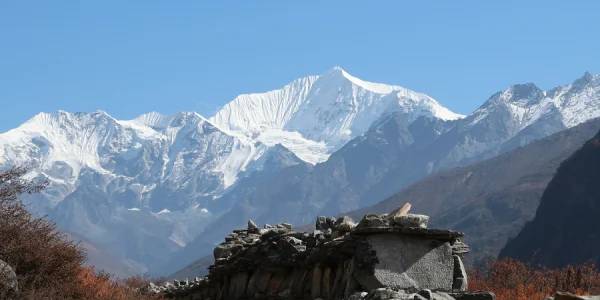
<box><xmin>499</xmin><ymin>129</ymin><xmax>600</xmax><ymax>268</ymax></box>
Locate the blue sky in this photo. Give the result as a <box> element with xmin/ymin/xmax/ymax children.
<box><xmin>1</xmin><ymin>1</ymin><xmax>599</xmax><ymax>132</ymax></box>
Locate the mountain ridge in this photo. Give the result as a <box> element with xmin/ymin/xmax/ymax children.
<box><xmin>161</xmin><ymin>70</ymin><xmax>600</xmax><ymax>275</ymax></box>
<box><xmin>171</xmin><ymin>117</ymin><xmax>600</xmax><ymax>278</ymax></box>
<box><xmin>2</xmin><ymin>68</ymin><xmax>600</xmax><ymax>276</ymax></box>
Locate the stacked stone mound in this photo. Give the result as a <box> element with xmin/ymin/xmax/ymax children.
<box><xmin>141</xmin><ymin>203</ymin><xmax>495</xmax><ymax>300</ymax></box>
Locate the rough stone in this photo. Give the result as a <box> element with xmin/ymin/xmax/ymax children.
<box><xmin>418</xmin><ymin>289</ymin><xmax>433</xmax><ymax>300</ymax></box>
<box><xmin>213</xmin><ymin>243</ymin><xmax>244</xmax><ymax>259</ymax></box>
<box><xmin>392</xmin><ymin>214</ymin><xmax>429</xmax><ymax>228</ymax></box>
<box><xmin>246</xmin><ymin>269</ymin><xmax>259</xmax><ymax>296</ymax></box>
<box><xmin>316</xmin><ymin>216</ymin><xmax>328</xmax><ymax>230</ymax></box>
<box><xmin>248</xmin><ymin>219</ymin><xmax>260</xmax><ymax>234</ymax></box>
<box><xmin>256</xmin><ymin>270</ymin><xmax>273</xmax><ymax>294</ymax></box>
<box><xmin>452</xmin><ymin>255</ymin><xmax>468</xmax><ymax>292</ymax></box>
<box><xmin>353</xmin><ymin>226</ymin><xmax>464</xmax><ymax>241</ymax></box>
<box><xmin>385</xmin><ymin>203</ymin><xmax>412</xmax><ymax>220</ymax></box>
<box><xmin>449</xmin><ymin>291</ymin><xmax>497</xmax><ymax>300</ymax></box>
<box><xmin>323</xmin><ymin>267</ymin><xmax>332</xmax><ymax>299</ymax></box>
<box><xmin>336</xmin><ymin>216</ymin><xmax>356</xmax><ymax>232</ymax></box>
<box><xmin>311</xmin><ymin>267</ymin><xmax>323</xmax><ymax>299</ymax></box>
<box><xmin>365</xmin><ymin>288</ymin><xmax>413</xmax><ymax>300</ymax></box>
<box><xmin>431</xmin><ymin>292</ymin><xmax>457</xmax><ymax>300</ymax></box>
<box><xmin>267</xmin><ymin>272</ymin><xmax>285</xmax><ymax>295</ymax></box>
<box><xmin>233</xmin><ymin>272</ymin><xmax>249</xmax><ymax>298</ymax></box>
<box><xmin>348</xmin><ymin>292</ymin><xmax>369</xmax><ymax>300</ymax></box>
<box><xmin>289</xmin><ymin>269</ymin><xmax>305</xmax><ymax>295</ymax></box>
<box><xmin>451</xmin><ymin>241</ymin><xmax>470</xmax><ymax>256</ymax></box>
<box><xmin>332</xmin><ymin>262</ymin><xmax>344</xmax><ymax>298</ymax></box>
<box><xmin>356</xmin><ymin>214</ymin><xmax>390</xmax><ymax>229</ymax></box>
<box><xmin>150</xmin><ymin>213</ymin><xmax>495</xmax><ymax>300</ymax></box>
<box><xmin>360</xmin><ymin>234</ymin><xmax>454</xmax><ymax>292</ymax></box>
<box><xmin>279</xmin><ymin>222</ymin><xmax>293</xmax><ymax>230</ymax></box>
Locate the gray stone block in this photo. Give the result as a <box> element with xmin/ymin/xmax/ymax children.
<box><xmin>452</xmin><ymin>255</ymin><xmax>468</xmax><ymax>292</ymax></box>
<box><xmin>449</xmin><ymin>291</ymin><xmax>496</xmax><ymax>300</ymax></box>
<box><xmin>360</xmin><ymin>234</ymin><xmax>454</xmax><ymax>292</ymax></box>
<box><xmin>392</xmin><ymin>214</ymin><xmax>429</xmax><ymax>228</ymax></box>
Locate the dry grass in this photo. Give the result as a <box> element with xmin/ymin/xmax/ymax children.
<box><xmin>469</xmin><ymin>257</ymin><xmax>600</xmax><ymax>300</ymax></box>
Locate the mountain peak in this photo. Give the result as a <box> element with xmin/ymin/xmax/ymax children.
<box><xmin>572</xmin><ymin>71</ymin><xmax>594</xmax><ymax>88</ymax></box>
<box><xmin>481</xmin><ymin>83</ymin><xmax>544</xmax><ymax>108</ymax></box>
<box><xmin>129</xmin><ymin>111</ymin><xmax>173</xmax><ymax>129</ymax></box>
<box><xmin>328</xmin><ymin>66</ymin><xmax>345</xmax><ymax>73</ymax></box>
<box><xmin>506</xmin><ymin>83</ymin><xmax>543</xmax><ymax>99</ymax></box>
<box><xmin>321</xmin><ymin>66</ymin><xmax>404</xmax><ymax>94</ymax></box>
<box><xmin>582</xmin><ymin>71</ymin><xmax>593</xmax><ymax>81</ymax></box>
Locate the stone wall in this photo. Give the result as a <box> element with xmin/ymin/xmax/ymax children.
<box><xmin>141</xmin><ymin>204</ymin><xmax>492</xmax><ymax>300</ymax></box>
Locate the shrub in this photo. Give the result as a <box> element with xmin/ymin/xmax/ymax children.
<box><xmin>469</xmin><ymin>257</ymin><xmax>600</xmax><ymax>300</ymax></box>
<box><xmin>0</xmin><ymin>166</ymin><xmax>161</xmax><ymax>299</ymax></box>
<box><xmin>121</xmin><ymin>273</ymin><xmax>168</xmax><ymax>290</ymax></box>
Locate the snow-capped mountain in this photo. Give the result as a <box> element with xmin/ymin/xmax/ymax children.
<box><xmin>0</xmin><ymin>110</ymin><xmax>279</xmax><ymax>270</ymax></box>
<box><xmin>2</xmin><ymin>67</ymin><xmax>599</xmax><ymax>275</ymax></box>
<box><xmin>210</xmin><ymin>67</ymin><xmax>464</xmax><ymax>163</ymax></box>
<box><xmin>164</xmin><ymin>71</ymin><xmax>600</xmax><ymax>276</ymax></box>
<box><xmin>0</xmin><ymin>110</ymin><xmax>264</xmax><ymax>206</ymax></box>
<box><xmin>1</xmin><ymin>67</ymin><xmax>461</xmax><ymax>272</ymax></box>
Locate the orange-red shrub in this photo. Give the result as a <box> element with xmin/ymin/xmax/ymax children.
<box><xmin>121</xmin><ymin>273</ymin><xmax>168</xmax><ymax>290</ymax></box>
<box><xmin>0</xmin><ymin>166</ymin><xmax>162</xmax><ymax>299</ymax></box>
<box><xmin>77</xmin><ymin>266</ymin><xmax>164</xmax><ymax>300</ymax></box>
<box><xmin>469</xmin><ymin>257</ymin><xmax>600</xmax><ymax>300</ymax></box>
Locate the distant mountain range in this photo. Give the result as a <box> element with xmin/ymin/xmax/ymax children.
<box><xmin>173</xmin><ymin>117</ymin><xmax>600</xmax><ymax>278</ymax></box>
<box><xmin>162</xmin><ymin>71</ymin><xmax>600</xmax><ymax>275</ymax></box>
<box><xmin>0</xmin><ymin>67</ymin><xmax>598</xmax><ymax>275</ymax></box>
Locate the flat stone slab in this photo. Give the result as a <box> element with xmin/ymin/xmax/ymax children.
<box><xmin>358</xmin><ymin>234</ymin><xmax>454</xmax><ymax>292</ymax></box>
<box><xmin>449</xmin><ymin>291</ymin><xmax>497</xmax><ymax>299</ymax></box>
<box><xmin>352</xmin><ymin>226</ymin><xmax>464</xmax><ymax>241</ymax></box>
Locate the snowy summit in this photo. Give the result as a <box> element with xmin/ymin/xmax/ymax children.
<box><xmin>210</xmin><ymin>66</ymin><xmax>464</xmax><ymax>163</ymax></box>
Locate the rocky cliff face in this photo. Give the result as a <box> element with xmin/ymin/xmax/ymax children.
<box><xmin>499</xmin><ymin>129</ymin><xmax>600</xmax><ymax>268</ymax></box>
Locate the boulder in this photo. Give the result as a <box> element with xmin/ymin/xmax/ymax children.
<box><xmin>364</xmin><ymin>287</ymin><xmax>413</xmax><ymax>300</ymax></box>
<box><xmin>449</xmin><ymin>291</ymin><xmax>496</xmax><ymax>300</ymax></box>
<box><xmin>356</xmin><ymin>214</ymin><xmax>390</xmax><ymax>229</ymax></box>
<box><xmin>392</xmin><ymin>213</ymin><xmax>429</xmax><ymax>228</ymax></box>
<box><xmin>316</xmin><ymin>216</ymin><xmax>328</xmax><ymax>230</ymax></box>
<box><xmin>452</xmin><ymin>255</ymin><xmax>468</xmax><ymax>292</ymax></box>
<box><xmin>336</xmin><ymin>216</ymin><xmax>356</xmax><ymax>232</ymax></box>
<box><xmin>213</xmin><ymin>243</ymin><xmax>244</xmax><ymax>259</ymax></box>
<box><xmin>385</xmin><ymin>203</ymin><xmax>412</xmax><ymax>220</ymax></box>
<box><xmin>248</xmin><ymin>219</ymin><xmax>261</xmax><ymax>234</ymax></box>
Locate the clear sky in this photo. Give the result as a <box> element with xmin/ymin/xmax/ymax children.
<box><xmin>1</xmin><ymin>1</ymin><xmax>599</xmax><ymax>132</ymax></box>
